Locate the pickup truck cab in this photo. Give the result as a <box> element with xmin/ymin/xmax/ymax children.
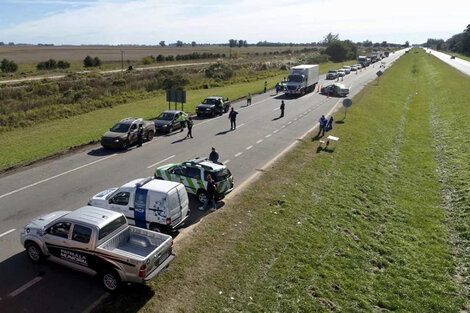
<box><xmin>196</xmin><ymin>96</ymin><xmax>231</xmax><ymax>118</ymax></box>
<box><xmin>20</xmin><ymin>206</ymin><xmax>175</xmax><ymax>291</ymax></box>
<box><xmin>89</xmin><ymin>177</ymin><xmax>189</xmax><ymax>233</ymax></box>
<box><xmin>101</xmin><ymin>117</ymin><xmax>155</xmax><ymax>149</ymax></box>
<box><xmin>326</xmin><ymin>70</ymin><xmax>338</xmax><ymax>80</ymax></box>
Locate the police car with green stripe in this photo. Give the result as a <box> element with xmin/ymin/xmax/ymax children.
<box><xmin>155</xmin><ymin>157</ymin><xmax>233</xmax><ymax>204</ymax></box>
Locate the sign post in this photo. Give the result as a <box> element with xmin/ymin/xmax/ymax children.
<box><xmin>376</xmin><ymin>70</ymin><xmax>383</xmax><ymax>85</ymax></box>
<box><xmin>166</xmin><ymin>89</ymin><xmax>186</xmax><ymax>111</ymax></box>
<box><xmin>342</xmin><ymin>98</ymin><xmax>352</xmax><ymax>119</ymax></box>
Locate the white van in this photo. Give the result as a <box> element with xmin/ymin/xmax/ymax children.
<box><xmin>89</xmin><ymin>177</ymin><xmax>189</xmax><ymax>233</ymax></box>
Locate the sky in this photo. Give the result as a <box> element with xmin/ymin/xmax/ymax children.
<box><xmin>0</xmin><ymin>0</ymin><xmax>468</xmax><ymax>45</ymax></box>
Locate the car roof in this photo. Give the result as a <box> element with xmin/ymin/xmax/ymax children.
<box><xmin>121</xmin><ymin>177</ymin><xmax>181</xmax><ymax>192</ymax></box>
<box><xmin>205</xmin><ymin>96</ymin><xmax>222</xmax><ymax>100</ymax></box>
<box><xmin>119</xmin><ymin>117</ymin><xmax>142</xmax><ymax>124</ymax></box>
<box><xmin>184</xmin><ymin>157</ymin><xmax>226</xmax><ymax>171</ymax></box>
<box><xmin>64</xmin><ymin>206</ymin><xmax>123</xmax><ymax>229</ymax></box>
<box><xmin>161</xmin><ymin>110</ymin><xmax>181</xmax><ymax>114</ymax></box>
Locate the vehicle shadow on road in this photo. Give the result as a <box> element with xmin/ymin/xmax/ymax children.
<box><xmin>91</xmin><ymin>284</ymin><xmax>154</xmax><ymax>313</ymax></box>
<box><xmin>88</xmin><ymin>147</ymin><xmax>126</xmax><ymax>157</ymax></box>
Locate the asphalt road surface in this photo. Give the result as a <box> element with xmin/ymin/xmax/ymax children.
<box><xmin>0</xmin><ymin>51</ymin><xmax>406</xmax><ymax>313</ymax></box>
<box><xmin>425</xmin><ymin>48</ymin><xmax>470</xmax><ymax>76</ymax></box>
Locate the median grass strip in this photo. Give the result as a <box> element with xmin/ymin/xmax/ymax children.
<box><xmin>93</xmin><ymin>49</ymin><xmax>468</xmax><ymax>312</ymax></box>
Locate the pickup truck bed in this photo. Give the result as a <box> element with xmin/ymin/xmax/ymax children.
<box><xmin>99</xmin><ymin>226</ymin><xmax>169</xmax><ymax>260</ymax></box>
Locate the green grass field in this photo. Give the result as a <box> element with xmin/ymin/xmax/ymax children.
<box><xmin>93</xmin><ymin>48</ymin><xmax>469</xmax><ymax>313</ymax></box>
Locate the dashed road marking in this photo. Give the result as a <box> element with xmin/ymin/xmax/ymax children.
<box><xmin>222</xmin><ymin>160</ymin><xmax>230</xmax><ymax>164</ymax></box>
<box><xmin>281</xmin><ymin>125</ymin><xmax>286</xmax><ymax>128</ymax></box>
<box><xmin>0</xmin><ymin>229</ymin><xmax>16</xmax><ymax>238</ymax></box>
<box><xmin>256</xmin><ymin>139</ymin><xmax>263</xmax><ymax>144</ymax></box>
<box><xmin>273</xmin><ymin>130</ymin><xmax>279</xmax><ymax>133</ymax></box>
<box><xmin>246</xmin><ymin>145</ymin><xmax>253</xmax><ymax>150</ymax></box>
<box><xmin>147</xmin><ymin>155</ymin><xmax>176</xmax><ymax>169</ymax></box>
<box><xmin>234</xmin><ymin>152</ymin><xmax>243</xmax><ymax>157</ymax></box>
<box><xmin>287</xmin><ymin>121</ymin><xmax>292</xmax><ymax>125</ymax></box>
<box><xmin>265</xmin><ymin>134</ymin><xmax>271</xmax><ymax>138</ymax></box>
<box><xmin>8</xmin><ymin>276</ymin><xmax>43</xmax><ymax>298</ymax></box>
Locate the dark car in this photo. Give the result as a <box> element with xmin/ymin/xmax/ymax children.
<box><xmin>196</xmin><ymin>96</ymin><xmax>231</xmax><ymax>117</ymax></box>
<box><xmin>320</xmin><ymin>84</ymin><xmax>349</xmax><ymax>97</ymax></box>
<box><xmin>101</xmin><ymin>117</ymin><xmax>155</xmax><ymax>149</ymax></box>
<box><xmin>450</xmin><ymin>56</ymin><xmax>456</xmax><ymax>59</ymax></box>
<box><xmin>154</xmin><ymin>110</ymin><xmax>188</xmax><ymax>133</ymax></box>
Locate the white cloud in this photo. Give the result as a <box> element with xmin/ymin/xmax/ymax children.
<box><xmin>1</xmin><ymin>0</ymin><xmax>469</xmax><ymax>44</ymax></box>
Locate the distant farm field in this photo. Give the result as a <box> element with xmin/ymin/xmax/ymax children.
<box><xmin>0</xmin><ymin>45</ymin><xmax>311</xmax><ymax>63</ymax></box>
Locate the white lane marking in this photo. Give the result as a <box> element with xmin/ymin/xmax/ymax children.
<box><xmin>273</xmin><ymin>130</ymin><xmax>279</xmax><ymax>133</ymax></box>
<box><xmin>273</xmin><ymin>108</ymin><xmax>279</xmax><ymax>111</ymax></box>
<box><xmin>8</xmin><ymin>276</ymin><xmax>43</xmax><ymax>298</ymax></box>
<box><xmin>294</xmin><ymin>118</ymin><xmax>298</xmax><ymax>121</ymax></box>
<box><xmin>281</xmin><ymin>125</ymin><xmax>286</xmax><ymax>128</ymax></box>
<box><xmin>234</xmin><ymin>152</ymin><xmax>243</xmax><ymax>157</ymax></box>
<box><xmin>0</xmin><ymin>229</ymin><xmax>16</xmax><ymax>238</ymax></box>
<box><xmin>256</xmin><ymin>139</ymin><xmax>263</xmax><ymax>144</ymax></box>
<box><xmin>0</xmin><ymin>154</ymin><xmax>118</xmax><ymax>200</ymax></box>
<box><xmin>265</xmin><ymin>134</ymin><xmax>271</xmax><ymax>138</ymax></box>
<box><xmin>222</xmin><ymin>160</ymin><xmax>230</xmax><ymax>164</ymax></box>
<box><xmin>147</xmin><ymin>155</ymin><xmax>176</xmax><ymax>169</ymax></box>
<box><xmin>287</xmin><ymin>121</ymin><xmax>292</xmax><ymax>125</ymax></box>
<box><xmin>237</xmin><ymin>123</ymin><xmax>245</xmax><ymax>128</ymax></box>
<box><xmin>246</xmin><ymin>145</ymin><xmax>253</xmax><ymax>150</ymax></box>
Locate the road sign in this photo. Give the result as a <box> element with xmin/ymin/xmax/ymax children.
<box><xmin>166</xmin><ymin>89</ymin><xmax>186</xmax><ymax>103</ymax></box>
<box><xmin>376</xmin><ymin>70</ymin><xmax>383</xmax><ymax>77</ymax></box>
<box><xmin>343</xmin><ymin>98</ymin><xmax>352</xmax><ymax>107</ymax></box>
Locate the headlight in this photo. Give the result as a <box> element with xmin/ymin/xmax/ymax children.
<box><xmin>162</xmin><ymin>124</ymin><xmax>168</xmax><ymax>128</ymax></box>
<box><xmin>206</xmin><ymin>108</ymin><xmax>211</xmax><ymax>111</ymax></box>
<box><xmin>114</xmin><ymin>139</ymin><xmax>120</xmax><ymax>142</ymax></box>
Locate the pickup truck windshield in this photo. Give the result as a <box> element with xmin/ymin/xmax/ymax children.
<box><xmin>202</xmin><ymin>99</ymin><xmax>218</xmax><ymax>105</ymax></box>
<box><xmin>156</xmin><ymin>113</ymin><xmax>175</xmax><ymax>121</ymax></box>
<box><xmin>110</xmin><ymin>123</ymin><xmax>130</xmax><ymax>133</ymax></box>
<box><xmin>287</xmin><ymin>75</ymin><xmax>303</xmax><ymax>83</ymax></box>
<box><xmin>98</xmin><ymin>215</ymin><xmax>127</xmax><ymax>240</ymax></box>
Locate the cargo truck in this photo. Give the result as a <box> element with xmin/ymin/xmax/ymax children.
<box><xmin>284</xmin><ymin>64</ymin><xmax>319</xmax><ymax>96</ymax></box>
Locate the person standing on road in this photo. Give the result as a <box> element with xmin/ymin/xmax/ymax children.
<box><xmin>275</xmin><ymin>82</ymin><xmax>280</xmax><ymax>95</ymax></box>
<box><xmin>280</xmin><ymin>100</ymin><xmax>285</xmax><ymax>118</ymax></box>
<box><xmin>178</xmin><ymin>113</ymin><xmax>186</xmax><ymax>132</ymax></box>
<box><xmin>326</xmin><ymin>116</ymin><xmax>334</xmax><ymax>132</ymax></box>
<box><xmin>217</xmin><ymin>98</ymin><xmax>224</xmax><ymax>115</ymax></box>
<box><xmin>186</xmin><ymin>116</ymin><xmax>193</xmax><ymax>138</ymax></box>
<box><xmin>209</xmin><ymin>147</ymin><xmax>219</xmax><ymax>163</ymax></box>
<box><xmin>247</xmin><ymin>93</ymin><xmax>252</xmax><ymax>106</ymax></box>
<box><xmin>318</xmin><ymin>115</ymin><xmax>327</xmax><ymax>137</ymax></box>
<box><xmin>137</xmin><ymin>124</ymin><xmax>144</xmax><ymax>147</ymax></box>
<box><xmin>264</xmin><ymin>81</ymin><xmax>268</xmax><ymax>93</ymax></box>
<box><xmin>199</xmin><ymin>174</ymin><xmax>217</xmax><ymax>212</ymax></box>
<box><xmin>229</xmin><ymin>107</ymin><xmax>238</xmax><ymax>130</ymax></box>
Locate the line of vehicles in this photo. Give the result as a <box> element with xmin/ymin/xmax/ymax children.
<box><xmin>21</xmin><ymin>157</ymin><xmax>234</xmax><ymax>291</ymax></box>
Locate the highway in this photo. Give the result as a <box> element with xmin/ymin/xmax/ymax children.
<box><xmin>426</xmin><ymin>48</ymin><xmax>470</xmax><ymax>76</ymax></box>
<box><xmin>0</xmin><ymin>51</ymin><xmax>405</xmax><ymax>312</ymax></box>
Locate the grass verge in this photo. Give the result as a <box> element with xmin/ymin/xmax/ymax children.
<box><xmin>94</xmin><ymin>48</ymin><xmax>469</xmax><ymax>312</ymax></box>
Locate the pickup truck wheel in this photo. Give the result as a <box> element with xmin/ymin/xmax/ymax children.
<box><xmin>146</xmin><ymin>130</ymin><xmax>154</xmax><ymax>142</ymax></box>
<box><xmin>26</xmin><ymin>242</ymin><xmax>44</xmax><ymax>263</ymax></box>
<box><xmin>197</xmin><ymin>189</ymin><xmax>207</xmax><ymax>204</ymax></box>
<box><xmin>224</xmin><ymin>106</ymin><xmax>229</xmax><ymax>113</ymax></box>
<box><xmin>101</xmin><ymin>270</ymin><xmax>120</xmax><ymax>292</ymax></box>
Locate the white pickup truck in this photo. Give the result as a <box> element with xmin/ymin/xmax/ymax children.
<box><xmin>20</xmin><ymin>206</ymin><xmax>175</xmax><ymax>291</ymax></box>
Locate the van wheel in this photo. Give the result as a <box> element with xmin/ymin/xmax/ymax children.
<box><xmin>146</xmin><ymin>130</ymin><xmax>154</xmax><ymax>141</ymax></box>
<box><xmin>101</xmin><ymin>270</ymin><xmax>120</xmax><ymax>292</ymax></box>
<box><xmin>26</xmin><ymin>242</ymin><xmax>44</xmax><ymax>263</ymax></box>
<box><xmin>197</xmin><ymin>189</ymin><xmax>207</xmax><ymax>204</ymax></box>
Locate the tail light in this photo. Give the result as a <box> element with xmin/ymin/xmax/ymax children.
<box><xmin>138</xmin><ymin>264</ymin><xmax>147</xmax><ymax>278</ymax></box>
<box><xmin>166</xmin><ymin>217</ymin><xmax>171</xmax><ymax>226</ymax></box>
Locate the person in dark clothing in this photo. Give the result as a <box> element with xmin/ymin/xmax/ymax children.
<box><xmin>137</xmin><ymin>124</ymin><xmax>143</xmax><ymax>147</ymax></box>
<box><xmin>317</xmin><ymin>115</ymin><xmax>327</xmax><ymax>137</ymax></box>
<box><xmin>264</xmin><ymin>81</ymin><xmax>267</xmax><ymax>93</ymax></box>
<box><xmin>228</xmin><ymin>107</ymin><xmax>238</xmax><ymax>130</ymax></box>
<box><xmin>209</xmin><ymin>147</ymin><xmax>219</xmax><ymax>163</ymax></box>
<box><xmin>280</xmin><ymin>100</ymin><xmax>285</xmax><ymax>118</ymax></box>
<box><xmin>199</xmin><ymin>174</ymin><xmax>217</xmax><ymax>211</ymax></box>
<box><xmin>275</xmin><ymin>83</ymin><xmax>280</xmax><ymax>95</ymax></box>
<box><xmin>186</xmin><ymin>116</ymin><xmax>193</xmax><ymax>138</ymax></box>
<box><xmin>326</xmin><ymin>116</ymin><xmax>334</xmax><ymax>132</ymax></box>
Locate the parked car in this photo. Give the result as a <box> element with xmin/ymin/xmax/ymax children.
<box><xmin>20</xmin><ymin>206</ymin><xmax>175</xmax><ymax>291</ymax></box>
<box><xmin>342</xmin><ymin>66</ymin><xmax>351</xmax><ymax>74</ymax></box>
<box><xmin>101</xmin><ymin>117</ymin><xmax>155</xmax><ymax>149</ymax></box>
<box><xmin>326</xmin><ymin>70</ymin><xmax>338</xmax><ymax>80</ymax></box>
<box><xmin>321</xmin><ymin>83</ymin><xmax>350</xmax><ymax>97</ymax></box>
<box><xmin>155</xmin><ymin>157</ymin><xmax>234</xmax><ymax>204</ymax></box>
<box><xmin>337</xmin><ymin>69</ymin><xmax>346</xmax><ymax>77</ymax></box>
<box><xmin>350</xmin><ymin>66</ymin><xmax>358</xmax><ymax>72</ymax></box>
<box><xmin>196</xmin><ymin>96</ymin><xmax>231</xmax><ymax>117</ymax></box>
<box><xmin>154</xmin><ymin>110</ymin><xmax>188</xmax><ymax>133</ymax></box>
<box><xmin>89</xmin><ymin>177</ymin><xmax>189</xmax><ymax>233</ymax></box>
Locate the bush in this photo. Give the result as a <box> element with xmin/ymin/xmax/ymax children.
<box><xmin>156</xmin><ymin>54</ymin><xmax>165</xmax><ymax>62</ymax></box>
<box><xmin>57</xmin><ymin>60</ymin><xmax>70</xmax><ymax>69</ymax></box>
<box><xmin>83</xmin><ymin>56</ymin><xmax>102</xmax><ymax>67</ymax></box>
<box><xmin>112</xmin><ymin>78</ymin><xmax>126</xmax><ymax>86</ymax></box>
<box><xmin>204</xmin><ymin>63</ymin><xmax>234</xmax><ymax>81</ymax></box>
<box><xmin>142</xmin><ymin>56</ymin><xmax>155</xmax><ymax>65</ymax></box>
<box><xmin>37</xmin><ymin>59</ymin><xmax>57</xmax><ymax>70</ymax></box>
<box><xmin>165</xmin><ymin>55</ymin><xmax>175</xmax><ymax>62</ymax></box>
<box><xmin>1</xmin><ymin>58</ymin><xmax>18</xmax><ymax>73</ymax></box>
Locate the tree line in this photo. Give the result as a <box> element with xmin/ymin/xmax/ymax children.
<box><xmin>424</xmin><ymin>24</ymin><xmax>470</xmax><ymax>55</ymax></box>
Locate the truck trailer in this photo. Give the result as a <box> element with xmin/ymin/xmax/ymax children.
<box><xmin>284</xmin><ymin>64</ymin><xmax>319</xmax><ymax>96</ymax></box>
